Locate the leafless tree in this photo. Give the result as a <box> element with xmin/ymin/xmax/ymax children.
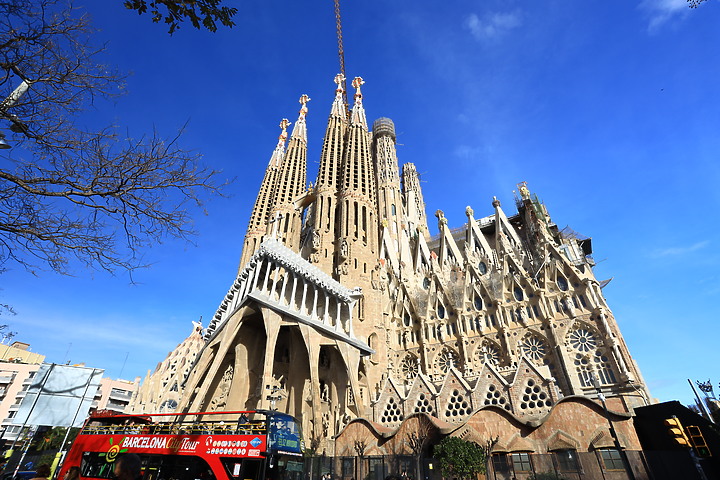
<box><xmin>0</xmin><ymin>0</ymin><xmax>225</xmax><ymax>276</ymax></box>
<box><xmin>405</xmin><ymin>415</ymin><xmax>433</xmax><ymax>480</ymax></box>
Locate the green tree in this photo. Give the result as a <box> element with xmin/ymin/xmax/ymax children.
<box><xmin>0</xmin><ymin>0</ymin><xmax>224</xmax><ymax>276</ymax></box>
<box><xmin>433</xmin><ymin>436</ymin><xmax>488</xmax><ymax>480</ymax></box>
<box><xmin>32</xmin><ymin>426</ymin><xmax>79</xmax><ymax>450</ymax></box>
<box><xmin>123</xmin><ymin>0</ymin><xmax>238</xmax><ymax>34</ymax></box>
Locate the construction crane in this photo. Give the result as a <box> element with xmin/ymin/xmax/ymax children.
<box><xmin>333</xmin><ymin>0</ymin><xmax>350</xmax><ymax>118</ymax></box>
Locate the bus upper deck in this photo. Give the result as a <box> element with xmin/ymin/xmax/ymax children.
<box><xmin>58</xmin><ymin>410</ymin><xmax>305</xmax><ymax>480</ymax></box>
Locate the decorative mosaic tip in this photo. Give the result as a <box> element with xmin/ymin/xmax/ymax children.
<box><xmin>298</xmin><ymin>94</ymin><xmax>310</xmax><ymax>120</ymax></box>
<box><xmin>278</xmin><ymin>118</ymin><xmax>290</xmax><ymax>142</ymax></box>
<box><xmin>334</xmin><ymin>73</ymin><xmax>345</xmax><ymax>93</ymax></box>
<box><xmin>352</xmin><ymin>76</ymin><xmax>365</xmax><ymax>100</ymax></box>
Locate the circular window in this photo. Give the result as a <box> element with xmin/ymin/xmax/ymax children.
<box><xmin>400</xmin><ymin>355</ymin><xmax>419</xmax><ymax>379</ymax></box>
<box><xmin>520</xmin><ymin>336</ymin><xmax>546</xmax><ymax>361</ymax></box>
<box><xmin>569</xmin><ymin>328</ymin><xmax>597</xmax><ymax>352</ymax></box>
<box><xmin>478</xmin><ymin>343</ymin><xmax>500</xmax><ymax>365</ymax></box>
<box><xmin>474</xmin><ymin>295</ymin><xmax>483</xmax><ymax>310</ymax></box>
<box><xmin>437</xmin><ymin>349</ymin><xmax>459</xmax><ymax>372</ymax></box>
<box><xmin>557</xmin><ymin>276</ymin><xmax>569</xmax><ymax>291</ymax></box>
<box><xmin>514</xmin><ymin>287</ymin><xmax>524</xmax><ymax>301</ymax></box>
<box><xmin>478</xmin><ymin>262</ymin><xmax>487</xmax><ymax>274</ymax></box>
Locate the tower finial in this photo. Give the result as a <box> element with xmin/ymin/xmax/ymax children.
<box><xmin>298</xmin><ymin>94</ymin><xmax>310</xmax><ymax>120</ymax></box>
<box><xmin>350</xmin><ymin>77</ymin><xmax>367</xmax><ymax>127</ymax></box>
<box><xmin>278</xmin><ymin>118</ymin><xmax>290</xmax><ymax>144</ymax></box>
<box><xmin>267</xmin><ymin>118</ymin><xmax>290</xmax><ymax>168</ymax></box>
<box><xmin>334</xmin><ymin>73</ymin><xmax>345</xmax><ymax>93</ymax></box>
<box><xmin>352</xmin><ymin>76</ymin><xmax>365</xmax><ymax>101</ymax></box>
<box><xmin>331</xmin><ymin>74</ymin><xmax>347</xmax><ymax>118</ymax></box>
<box><xmin>290</xmin><ymin>95</ymin><xmax>310</xmax><ymax>140</ymax></box>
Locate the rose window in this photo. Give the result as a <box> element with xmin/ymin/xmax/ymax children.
<box><xmin>401</xmin><ymin>355</ymin><xmax>419</xmax><ymax>379</ymax></box>
<box><xmin>520</xmin><ymin>336</ymin><xmax>547</xmax><ymax>361</ymax></box>
<box><xmin>477</xmin><ymin>343</ymin><xmax>500</xmax><ymax>366</ymax></box>
<box><xmin>569</xmin><ymin>328</ymin><xmax>597</xmax><ymax>352</ymax></box>
<box><xmin>436</xmin><ymin>349</ymin><xmax>460</xmax><ymax>373</ymax></box>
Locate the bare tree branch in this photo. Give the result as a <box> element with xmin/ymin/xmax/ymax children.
<box><xmin>0</xmin><ymin>0</ymin><xmax>227</xmax><ymax>276</ymax></box>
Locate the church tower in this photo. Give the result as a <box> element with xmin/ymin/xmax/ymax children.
<box><xmin>336</xmin><ymin>77</ymin><xmax>378</xmax><ymax>282</ymax></box>
<box><xmin>402</xmin><ymin>162</ymin><xmax>430</xmax><ymax>241</ymax></box>
<box><xmin>266</xmin><ymin>95</ymin><xmax>310</xmax><ymax>250</ymax></box>
<box><xmin>303</xmin><ymin>75</ymin><xmax>347</xmax><ymax>272</ymax></box>
<box><xmin>239</xmin><ymin>119</ymin><xmax>289</xmax><ymax>270</ymax></box>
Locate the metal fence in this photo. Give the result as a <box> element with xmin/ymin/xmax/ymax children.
<box><xmin>306</xmin><ymin>450</ymin><xmax>658</xmax><ymax>480</ymax></box>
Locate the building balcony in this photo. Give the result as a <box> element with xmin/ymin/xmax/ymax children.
<box><xmin>0</xmin><ymin>374</ymin><xmax>15</xmax><ymax>383</ymax></box>
<box><xmin>109</xmin><ymin>390</ymin><xmax>133</xmax><ymax>401</ymax></box>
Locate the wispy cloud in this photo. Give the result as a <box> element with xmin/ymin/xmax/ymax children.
<box><xmin>454</xmin><ymin>144</ymin><xmax>484</xmax><ymax>160</ymax></box>
<box><xmin>465</xmin><ymin>10</ymin><xmax>522</xmax><ymax>41</ymax></box>
<box><xmin>650</xmin><ymin>240</ymin><xmax>709</xmax><ymax>258</ymax></box>
<box><xmin>15</xmin><ymin>313</ymin><xmax>176</xmax><ymax>353</ymax></box>
<box><xmin>640</xmin><ymin>0</ymin><xmax>689</xmax><ymax>31</ymax></box>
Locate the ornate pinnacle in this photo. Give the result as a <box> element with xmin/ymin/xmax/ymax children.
<box><xmin>278</xmin><ymin>118</ymin><xmax>290</xmax><ymax>142</ymax></box>
<box><xmin>352</xmin><ymin>76</ymin><xmax>364</xmax><ymax>100</ymax></box>
<box><xmin>298</xmin><ymin>94</ymin><xmax>310</xmax><ymax>120</ymax></box>
<box><xmin>334</xmin><ymin>73</ymin><xmax>345</xmax><ymax>93</ymax></box>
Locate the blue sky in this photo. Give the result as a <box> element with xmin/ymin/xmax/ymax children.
<box><xmin>2</xmin><ymin>1</ymin><xmax>719</xmax><ymax>408</ymax></box>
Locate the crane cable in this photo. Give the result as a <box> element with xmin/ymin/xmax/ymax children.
<box><xmin>334</xmin><ymin>0</ymin><xmax>350</xmax><ymax>118</ymax></box>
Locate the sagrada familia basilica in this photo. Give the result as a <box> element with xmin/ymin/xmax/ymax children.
<box><xmin>130</xmin><ymin>74</ymin><xmax>652</xmax><ymax>467</ymax></box>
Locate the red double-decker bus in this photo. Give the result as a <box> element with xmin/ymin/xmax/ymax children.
<box><xmin>57</xmin><ymin>410</ymin><xmax>305</xmax><ymax>480</ymax></box>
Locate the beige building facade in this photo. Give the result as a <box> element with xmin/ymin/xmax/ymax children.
<box><xmin>128</xmin><ymin>321</ymin><xmax>204</xmax><ymax>414</ymax></box>
<box><xmin>178</xmin><ymin>75</ymin><xmax>651</xmax><ymax>468</ymax></box>
<box><xmin>94</xmin><ymin>377</ymin><xmax>139</xmax><ymax>413</ymax></box>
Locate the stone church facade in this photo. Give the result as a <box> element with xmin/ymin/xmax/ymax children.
<box><xmin>178</xmin><ymin>74</ymin><xmax>651</xmax><ymax>461</ymax></box>
<box><xmin>128</xmin><ymin>321</ymin><xmax>205</xmax><ymax>414</ymax></box>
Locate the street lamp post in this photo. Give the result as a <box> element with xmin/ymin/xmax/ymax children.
<box><xmin>589</xmin><ymin>373</ymin><xmax>636</xmax><ymax>480</ymax></box>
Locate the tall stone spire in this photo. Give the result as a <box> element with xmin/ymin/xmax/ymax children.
<box><xmin>373</xmin><ymin>118</ymin><xmax>404</xmax><ymax>244</ymax></box>
<box><xmin>337</xmin><ymin>77</ymin><xmax>378</xmax><ymax>280</ymax></box>
<box><xmin>267</xmin><ymin>95</ymin><xmax>310</xmax><ymax>250</ymax></box>
<box><xmin>304</xmin><ymin>75</ymin><xmax>348</xmax><ymax>272</ymax></box>
<box><xmin>239</xmin><ymin>119</ymin><xmax>289</xmax><ymax>270</ymax></box>
<box><xmin>402</xmin><ymin>162</ymin><xmax>429</xmax><ymax>240</ymax></box>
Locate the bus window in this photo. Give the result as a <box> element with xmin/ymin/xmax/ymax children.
<box><xmin>221</xmin><ymin>459</ymin><xmax>261</xmax><ymax>480</ymax></box>
<box><xmin>81</xmin><ymin>453</ymin><xmax>115</xmax><ymax>479</ymax></box>
<box><xmin>268</xmin><ymin>457</ymin><xmax>304</xmax><ymax>480</ymax></box>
